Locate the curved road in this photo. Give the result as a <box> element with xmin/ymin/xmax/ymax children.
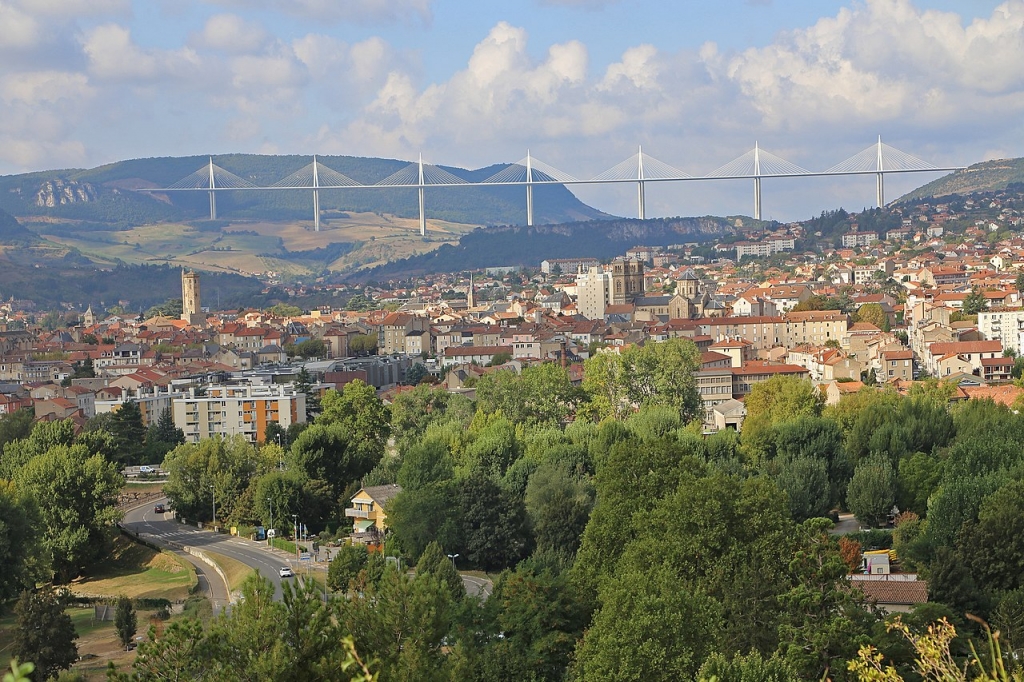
<box><xmin>123</xmin><ymin>498</ymin><xmax>297</xmax><ymax>604</ymax></box>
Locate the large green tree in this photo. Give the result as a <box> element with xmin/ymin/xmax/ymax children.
<box><xmin>476</xmin><ymin>363</ymin><xmax>583</xmax><ymax>426</ymax></box>
<box><xmin>108</xmin><ymin>401</ymin><xmax>147</xmax><ymax>464</ymax></box>
<box><xmin>581</xmin><ymin>338</ymin><xmax>702</xmax><ymax>422</ymax></box>
<box><xmin>11</xmin><ymin>588</ymin><xmax>78</xmax><ymax>682</ymax></box>
<box><xmin>16</xmin><ymin>444</ymin><xmax>122</xmax><ymax>582</ymax></box>
<box><xmin>741</xmin><ymin>376</ymin><xmax>823</xmax><ymax>461</ymax></box>
<box><xmin>318</xmin><ymin>380</ymin><xmax>391</xmax><ymax>464</ymax></box>
<box><xmin>0</xmin><ymin>481</ymin><xmax>38</xmax><ymax>600</ymax></box>
<box><xmin>846</xmin><ymin>453</ymin><xmax>897</xmax><ymax>528</ymax></box>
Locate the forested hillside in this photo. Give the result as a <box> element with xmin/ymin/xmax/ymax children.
<box><xmin>357</xmin><ymin>215</ymin><xmax>731</xmax><ymax>279</ymax></box>
<box><xmin>0</xmin><ymin>155</ymin><xmax>610</xmax><ymax>227</ymax></box>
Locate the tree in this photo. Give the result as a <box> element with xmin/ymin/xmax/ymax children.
<box><xmin>11</xmin><ymin>588</ymin><xmax>78</xmax><ymax>682</ymax></box>
<box><xmin>698</xmin><ymin>651</ymin><xmax>795</xmax><ymax>682</ymax></box>
<box><xmin>457</xmin><ymin>473</ymin><xmax>531</xmax><ymax>571</ymax></box>
<box><xmin>404</xmin><ymin>362</ymin><xmax>428</xmax><ymax>386</ymax></box>
<box><xmin>16</xmin><ymin>444</ymin><xmax>123</xmax><ymax>583</ymax></box>
<box><xmin>115</xmin><ymin>595</ymin><xmax>138</xmax><ymax>650</ymax></box>
<box><xmin>581</xmin><ymin>337</ymin><xmax>702</xmax><ymax>422</ymax></box>
<box><xmin>778</xmin><ymin>518</ymin><xmax>874</xmax><ymax>680</ymax></box>
<box><xmin>294</xmin><ymin>338</ymin><xmax>326</xmax><ymax>359</ymax></box>
<box><xmin>113</xmin><ymin>619</ymin><xmax>207</xmax><ymax>682</ymax></box>
<box><xmin>958</xmin><ymin>480</ymin><xmax>1024</xmax><ymax>592</ymax></box>
<box><xmin>327</xmin><ymin>543</ymin><xmax>369</xmax><ymax>592</ymax></box>
<box><xmin>416</xmin><ymin>541</ymin><xmax>464</xmax><ymax>602</ymax></box>
<box><xmin>742</xmin><ymin>376</ymin><xmax>823</xmax><ymax>461</ymax></box>
<box><xmin>0</xmin><ymin>482</ymin><xmax>38</xmax><ymax>600</ymax></box>
<box><xmin>147</xmin><ymin>408</ymin><xmax>184</xmax><ymax>453</ymax></box>
<box><xmin>857</xmin><ymin>303</ymin><xmax>890</xmax><ymax>331</ymax></box>
<box><xmin>481</xmin><ymin>560</ymin><xmax>586</xmax><ymax>681</ymax></box>
<box><xmin>572</xmin><ymin>564</ymin><xmax>720</xmax><ymax>681</ymax></box>
<box><xmin>775</xmin><ymin>456</ymin><xmax>831</xmax><ymax>522</ymax></box>
<box><xmin>293</xmin><ymin>367</ymin><xmax>318</xmax><ymax>419</ymax></box>
<box><xmin>847</xmin><ymin>453</ymin><xmax>897</xmax><ymax>528</ymax></box>
<box><xmin>485</xmin><ymin>351</ymin><xmax>513</xmax><ymax>366</ymax></box>
<box><xmin>348</xmin><ymin>334</ymin><xmax>378</xmax><ymax>355</ymax></box>
<box><xmin>289</xmin><ymin>422</ymin><xmax>375</xmax><ymax>505</ymax></box>
<box><xmin>1017</xmin><ymin>271</ymin><xmax>1024</xmax><ymax>296</ymax></box>
<box><xmin>524</xmin><ymin>463</ymin><xmax>594</xmax><ymax>557</ymax></box>
<box><xmin>318</xmin><ymin>380</ymin><xmax>391</xmax><ymax>464</ymax></box>
<box><xmin>477</xmin><ymin>363</ymin><xmax>583</xmax><ymax>426</ymax></box>
<box><xmin>108</xmin><ymin>401</ymin><xmax>147</xmax><ymax>464</ymax></box>
<box><xmin>963</xmin><ymin>286</ymin><xmax>989</xmax><ymax>315</ymax></box>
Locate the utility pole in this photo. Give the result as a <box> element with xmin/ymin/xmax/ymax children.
<box><xmin>292</xmin><ymin>514</ymin><xmax>299</xmax><ymax>562</ymax></box>
<box><xmin>267</xmin><ymin>497</ymin><xmax>273</xmax><ymax>547</ymax></box>
<box><xmin>211</xmin><ymin>486</ymin><xmax>216</xmax><ymax>528</ymax></box>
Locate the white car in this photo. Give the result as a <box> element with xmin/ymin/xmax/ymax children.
<box><xmin>279</xmin><ymin>566</ymin><xmax>294</xmax><ymax>578</ymax></box>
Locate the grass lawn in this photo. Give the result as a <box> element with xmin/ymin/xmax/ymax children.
<box><xmin>203</xmin><ymin>551</ymin><xmax>254</xmax><ymax>592</ymax></box>
<box><xmin>69</xmin><ymin>535</ymin><xmax>197</xmax><ymax>601</ymax></box>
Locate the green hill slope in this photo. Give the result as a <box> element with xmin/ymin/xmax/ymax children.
<box><xmin>898</xmin><ymin>157</ymin><xmax>1024</xmax><ymax>202</ymax></box>
<box><xmin>0</xmin><ymin>155</ymin><xmax>611</xmax><ymax>227</ymax></box>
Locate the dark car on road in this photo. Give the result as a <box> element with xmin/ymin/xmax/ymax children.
<box><xmin>154</xmin><ymin>504</ymin><xmax>165</xmax><ymax>514</ymax></box>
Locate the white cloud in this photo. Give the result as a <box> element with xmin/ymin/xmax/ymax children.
<box><xmin>193</xmin><ymin>13</ymin><xmax>269</xmax><ymax>53</ymax></box>
<box><xmin>0</xmin><ymin>3</ymin><xmax>41</xmax><ymax>50</ymax></box>
<box><xmin>0</xmin><ymin>70</ymin><xmax>93</xmax><ymax>105</ymax></box>
<box><xmin>710</xmin><ymin>0</ymin><xmax>1024</xmax><ymax>129</ymax></box>
<box><xmin>82</xmin><ymin>24</ymin><xmax>201</xmax><ymax>82</ymax></box>
<box><xmin>203</xmin><ymin>0</ymin><xmax>433</xmax><ymax>24</ymax></box>
<box><xmin>8</xmin><ymin>0</ymin><xmax>130</xmax><ymax>18</ymax></box>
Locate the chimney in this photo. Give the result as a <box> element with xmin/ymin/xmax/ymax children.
<box><xmin>560</xmin><ymin>339</ymin><xmax>567</xmax><ymax>370</ymax></box>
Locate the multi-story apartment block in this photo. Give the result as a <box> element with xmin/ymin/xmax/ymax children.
<box><xmin>841</xmin><ymin>232</ymin><xmax>878</xmax><ymax>248</ymax></box>
<box><xmin>575</xmin><ymin>266</ymin><xmax>613</xmax><ymax>321</ymax></box>
<box><xmin>786</xmin><ymin>310</ymin><xmax>850</xmax><ymax>346</ymax></box>
<box><xmin>173</xmin><ymin>383</ymin><xmax>306</xmax><ymax>444</ymax></box>
<box><xmin>978</xmin><ymin>308</ymin><xmax>1024</xmax><ymax>355</ymax></box>
<box><xmin>378</xmin><ymin>312</ymin><xmax>430</xmax><ymax>354</ymax></box>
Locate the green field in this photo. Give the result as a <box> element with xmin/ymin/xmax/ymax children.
<box><xmin>35</xmin><ymin>211</ymin><xmax>478</xmax><ymax>278</ymax></box>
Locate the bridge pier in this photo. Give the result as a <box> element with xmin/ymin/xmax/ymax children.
<box><xmin>637</xmin><ymin>146</ymin><xmax>646</xmax><ymax>220</ymax></box>
<box><xmin>526</xmin><ymin>151</ymin><xmax>534</xmax><ymax>226</ymax></box>
<box><xmin>207</xmin><ymin>157</ymin><xmax>217</xmax><ymax>220</ymax></box>
<box><xmin>312</xmin><ymin>155</ymin><xmax>321</xmax><ymax>231</ymax></box>
<box><xmin>418</xmin><ymin>154</ymin><xmax>426</xmax><ymax>237</ymax></box>
<box><xmin>752</xmin><ymin>143</ymin><xmax>762</xmax><ymax>221</ymax></box>
<box><xmin>876</xmin><ymin>172</ymin><xmax>884</xmax><ymax>209</ymax></box>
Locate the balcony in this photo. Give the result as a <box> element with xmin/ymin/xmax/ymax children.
<box><xmin>345</xmin><ymin>508</ymin><xmax>370</xmax><ymax>519</ymax></box>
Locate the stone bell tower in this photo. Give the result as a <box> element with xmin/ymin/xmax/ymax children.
<box><xmin>181</xmin><ymin>268</ymin><xmax>202</xmax><ymax>326</ymax></box>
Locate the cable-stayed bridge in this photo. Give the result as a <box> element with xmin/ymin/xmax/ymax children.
<box><xmin>147</xmin><ymin>137</ymin><xmax>964</xmax><ymax>235</ymax></box>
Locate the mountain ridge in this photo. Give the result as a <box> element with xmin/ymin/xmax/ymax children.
<box><xmin>0</xmin><ymin>154</ymin><xmax>611</xmax><ymax>227</ymax></box>
<box><xmin>896</xmin><ymin>157</ymin><xmax>1024</xmax><ymax>203</ymax></box>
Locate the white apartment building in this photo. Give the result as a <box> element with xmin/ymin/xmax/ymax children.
<box><xmin>575</xmin><ymin>266</ymin><xmax>613</xmax><ymax>321</ymax></box>
<box><xmin>173</xmin><ymin>383</ymin><xmax>306</xmax><ymax>444</ymax></box>
<box><xmin>978</xmin><ymin>308</ymin><xmax>1024</xmax><ymax>355</ymax></box>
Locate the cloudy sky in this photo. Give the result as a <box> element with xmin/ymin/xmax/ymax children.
<box><xmin>0</xmin><ymin>0</ymin><xmax>1021</xmax><ymax>222</ymax></box>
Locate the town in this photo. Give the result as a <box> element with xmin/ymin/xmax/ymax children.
<box><xmin>3</xmin><ymin>189</ymin><xmax>1022</xmax><ymax>441</ymax></box>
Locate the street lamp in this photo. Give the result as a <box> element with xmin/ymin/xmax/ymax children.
<box><xmin>447</xmin><ymin>553</ymin><xmax>459</xmax><ymax>570</ymax></box>
<box><xmin>276</xmin><ymin>433</ymin><xmax>286</xmax><ymax>470</ymax></box>
<box><xmin>211</xmin><ymin>486</ymin><xmax>216</xmax><ymax>527</ymax></box>
<box><xmin>292</xmin><ymin>514</ymin><xmax>299</xmax><ymax>562</ymax></box>
<box><xmin>267</xmin><ymin>497</ymin><xmax>273</xmax><ymax>546</ymax></box>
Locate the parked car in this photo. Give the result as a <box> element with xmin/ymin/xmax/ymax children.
<box><xmin>154</xmin><ymin>504</ymin><xmax>165</xmax><ymax>514</ymax></box>
<box><xmin>279</xmin><ymin>567</ymin><xmax>294</xmax><ymax>578</ymax></box>
<box><xmin>139</xmin><ymin>466</ymin><xmax>154</xmax><ymax>474</ymax></box>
